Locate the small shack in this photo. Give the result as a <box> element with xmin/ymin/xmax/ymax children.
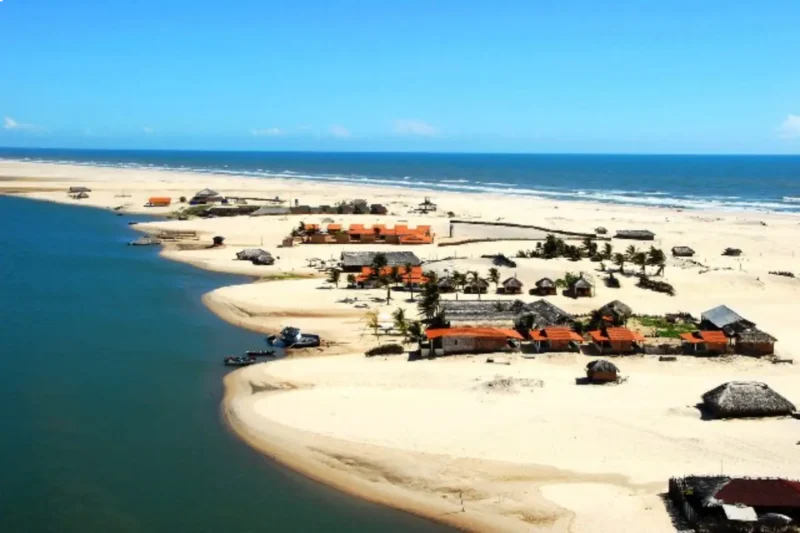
<box><xmin>570</xmin><ymin>277</ymin><xmax>593</xmax><ymax>298</ymax></box>
<box><xmin>614</xmin><ymin>229</ymin><xmax>655</xmax><ymax>241</ymax></box>
<box><xmin>532</xmin><ymin>277</ymin><xmax>556</xmax><ymax>296</ymax></box>
<box><xmin>597</xmin><ymin>300</ymin><xmax>633</xmax><ymax>325</ymax></box>
<box><xmin>679</xmin><ymin>330</ymin><xmax>729</xmax><ymax>355</ymax></box>
<box><xmin>370</xmin><ymin>204</ymin><xmax>388</xmax><ymax>215</ymax></box>
<box><xmin>437</xmin><ymin>276</ymin><xmax>456</xmax><ymax>293</ymax></box>
<box><xmin>146</xmin><ymin>197</ymin><xmax>172</xmax><ymax>207</ymax></box>
<box><xmin>236</xmin><ymin>248</ymin><xmax>274</xmax><ymax>265</ymax></box>
<box><xmin>735</xmin><ymin>328</ymin><xmax>777</xmax><ymax>356</ymax></box>
<box><xmin>700</xmin><ymin>305</ymin><xmax>755</xmax><ymax>336</ymax></box>
<box><xmin>700</xmin><ymin>381</ymin><xmax>795</xmax><ymax>419</ymax></box>
<box><xmin>588</xmin><ymin>327</ymin><xmax>645</xmax><ymax>355</ymax></box>
<box><xmin>530</xmin><ymin>327</ymin><xmax>583</xmax><ymax>353</ymax></box>
<box><xmin>420</xmin><ymin>327</ymin><xmax>523</xmax><ymax>357</ymax></box>
<box><xmin>464</xmin><ymin>278</ymin><xmax>489</xmax><ymax>294</ymax></box>
<box><xmin>499</xmin><ymin>277</ymin><xmax>524</xmax><ymax>295</ymax></box>
<box><xmin>585</xmin><ymin>359</ymin><xmax>619</xmax><ymax>383</ymax></box>
<box><xmin>190</xmin><ymin>188</ymin><xmax>222</xmax><ymax>205</ymax></box>
<box><xmin>671</xmin><ymin>246</ymin><xmax>695</xmax><ymax>257</ymax></box>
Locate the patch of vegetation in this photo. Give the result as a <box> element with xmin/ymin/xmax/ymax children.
<box><xmin>255</xmin><ymin>272</ymin><xmax>319</xmax><ymax>282</ymax></box>
<box><xmin>365</xmin><ymin>343</ymin><xmax>405</xmax><ymax>357</ymax></box>
<box><xmin>170</xmin><ymin>205</ymin><xmax>208</xmax><ymax>219</ymax></box>
<box><xmin>633</xmin><ymin>316</ymin><xmax>695</xmax><ymax>339</ymax></box>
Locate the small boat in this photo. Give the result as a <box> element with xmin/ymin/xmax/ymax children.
<box><xmin>128</xmin><ymin>235</ymin><xmax>162</xmax><ymax>246</ymax></box>
<box><xmin>267</xmin><ymin>327</ymin><xmax>321</xmax><ymax>349</ymax></box>
<box><xmin>223</xmin><ymin>356</ymin><xmax>257</xmax><ymax>367</ymax></box>
<box><xmin>245</xmin><ymin>350</ymin><xmax>276</xmax><ymax>357</ymax></box>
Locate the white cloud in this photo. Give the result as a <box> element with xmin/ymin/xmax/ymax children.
<box><xmin>142</xmin><ymin>126</ymin><xmax>154</xmax><ymax>134</ymax></box>
<box><xmin>778</xmin><ymin>114</ymin><xmax>800</xmax><ymax>139</ymax></box>
<box><xmin>329</xmin><ymin>125</ymin><xmax>351</xmax><ymax>138</ymax></box>
<box><xmin>3</xmin><ymin>116</ymin><xmax>37</xmax><ymax>131</ymax></box>
<box><xmin>251</xmin><ymin>127</ymin><xmax>282</xmax><ymax>137</ymax></box>
<box><xmin>392</xmin><ymin>119</ymin><xmax>438</xmax><ymax>137</ymax></box>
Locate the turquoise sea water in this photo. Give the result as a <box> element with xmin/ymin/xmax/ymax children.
<box><xmin>0</xmin><ymin>196</ymin><xmax>448</xmax><ymax>532</ymax></box>
<box><xmin>2</xmin><ymin>148</ymin><xmax>800</xmax><ymax>212</ymax></box>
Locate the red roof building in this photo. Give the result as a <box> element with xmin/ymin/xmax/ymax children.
<box><xmin>679</xmin><ymin>330</ymin><xmax>729</xmax><ymax>355</ymax></box>
<box><xmin>588</xmin><ymin>327</ymin><xmax>645</xmax><ymax>355</ymax></box>
<box><xmin>716</xmin><ymin>478</ymin><xmax>800</xmax><ymax>513</ymax></box>
<box><xmin>530</xmin><ymin>327</ymin><xmax>583</xmax><ymax>353</ymax></box>
<box><xmin>422</xmin><ymin>327</ymin><xmax>523</xmax><ymax>357</ymax></box>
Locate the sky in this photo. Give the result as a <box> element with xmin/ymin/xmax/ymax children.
<box><xmin>2</xmin><ymin>0</ymin><xmax>800</xmax><ymax>154</ymax></box>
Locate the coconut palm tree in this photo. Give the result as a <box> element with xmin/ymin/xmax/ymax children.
<box><xmin>326</xmin><ymin>268</ymin><xmax>341</xmax><ymax>287</ymax></box>
<box><xmin>346</xmin><ymin>273</ymin><xmax>357</xmax><ymax>288</ymax></box>
<box><xmin>632</xmin><ymin>251</ymin><xmax>648</xmax><ymax>274</ymax></box>
<box><xmin>407</xmin><ymin>321</ymin><xmax>424</xmax><ymax>344</ymax></box>
<box><xmin>612</xmin><ymin>252</ymin><xmax>626</xmax><ymax>273</ymax></box>
<box><xmin>452</xmin><ymin>270</ymin><xmax>465</xmax><ymax>300</ymax></box>
<box><xmin>647</xmin><ymin>246</ymin><xmax>667</xmax><ymax>276</ymax></box>
<box><xmin>417</xmin><ymin>281</ymin><xmax>441</xmax><ymax>320</ymax></box>
<box><xmin>392</xmin><ymin>308</ymin><xmax>409</xmax><ymax>341</ymax></box>
<box><xmin>602</xmin><ymin>242</ymin><xmax>613</xmax><ymax>260</ymax></box>
<box><xmin>371</xmin><ymin>252</ymin><xmax>388</xmax><ymax>273</ymax></box>
<box><xmin>625</xmin><ymin>245</ymin><xmax>639</xmax><ymax>262</ymax></box>
<box><xmin>488</xmin><ymin>267</ymin><xmax>500</xmax><ymax>292</ymax></box>
<box><xmin>364</xmin><ymin>310</ymin><xmax>380</xmax><ymax>342</ymax></box>
<box><xmin>468</xmin><ymin>270</ymin><xmax>486</xmax><ymax>300</ymax></box>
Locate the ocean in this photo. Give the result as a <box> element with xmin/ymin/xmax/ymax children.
<box><xmin>0</xmin><ymin>196</ymin><xmax>448</xmax><ymax>533</ymax></box>
<box><xmin>1</xmin><ymin>148</ymin><xmax>800</xmax><ymax>212</ymax></box>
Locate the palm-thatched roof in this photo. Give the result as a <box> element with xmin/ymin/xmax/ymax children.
<box><xmin>535</xmin><ymin>277</ymin><xmax>555</xmax><ymax>288</ymax></box>
<box><xmin>615</xmin><ymin>229</ymin><xmax>655</xmax><ymax>240</ymax></box>
<box><xmin>236</xmin><ymin>248</ymin><xmax>271</xmax><ymax>261</ymax></box>
<box><xmin>340</xmin><ymin>251</ymin><xmax>421</xmax><ymax>268</ymax></box>
<box><xmin>194</xmin><ymin>188</ymin><xmax>220</xmax><ymax>198</ymax></box>
<box><xmin>572</xmin><ymin>277</ymin><xmax>593</xmax><ymax>289</ymax></box>
<box><xmin>586</xmin><ymin>359</ymin><xmax>619</xmax><ymax>373</ymax></box>
<box><xmin>701</xmin><ymin>381</ymin><xmax>795</xmax><ymax>419</ymax></box>
<box><xmin>736</xmin><ymin>328</ymin><xmax>777</xmax><ymax>344</ymax></box>
<box><xmin>671</xmin><ymin>246</ymin><xmax>695</xmax><ymax>257</ymax></box>
<box><xmin>515</xmin><ymin>299</ymin><xmax>574</xmax><ymax>330</ymax></box>
<box><xmin>442</xmin><ymin>298</ymin><xmax>572</xmax><ymax>327</ymax></box>
<box><xmin>598</xmin><ymin>300</ymin><xmax>633</xmax><ymax>319</ymax></box>
<box><xmin>502</xmin><ymin>277</ymin><xmax>524</xmax><ymax>288</ymax></box>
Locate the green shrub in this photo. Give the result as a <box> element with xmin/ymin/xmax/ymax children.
<box><xmin>365</xmin><ymin>343</ymin><xmax>405</xmax><ymax>357</ymax></box>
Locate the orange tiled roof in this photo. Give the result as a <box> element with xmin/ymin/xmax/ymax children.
<box><xmin>589</xmin><ymin>328</ymin><xmax>645</xmax><ymax>343</ymax></box>
<box><xmin>426</xmin><ymin>327</ymin><xmax>523</xmax><ymax>340</ymax></box>
<box><xmin>356</xmin><ymin>265</ymin><xmax>427</xmax><ymax>283</ymax></box>
<box><xmin>679</xmin><ymin>330</ymin><xmax>728</xmax><ymax>344</ymax></box>
<box><xmin>326</xmin><ymin>224</ymin><xmax>342</xmax><ymax>232</ymax></box>
<box><xmin>530</xmin><ymin>328</ymin><xmax>583</xmax><ymax>342</ymax></box>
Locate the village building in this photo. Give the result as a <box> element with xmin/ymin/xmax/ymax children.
<box><xmin>531</xmin><ymin>277</ymin><xmax>556</xmax><ymax>296</ymax></box>
<box><xmin>464</xmin><ymin>278</ymin><xmax>489</xmax><ymax>294</ymax></box>
<box><xmin>569</xmin><ymin>277</ymin><xmax>594</xmax><ymax>298</ymax></box>
<box><xmin>420</xmin><ymin>327</ymin><xmax>523</xmax><ymax>357</ymax></box>
<box><xmin>669</xmin><ymin>475</ymin><xmax>800</xmax><ymax>527</ymax></box>
<box><xmin>671</xmin><ymin>246</ymin><xmax>696</xmax><ymax>257</ymax></box>
<box><xmin>699</xmin><ymin>305</ymin><xmax>755</xmax><ymax>336</ymax></box>
<box><xmin>514</xmin><ymin>299</ymin><xmax>575</xmax><ymax>331</ymax></box>
<box><xmin>597</xmin><ymin>300</ymin><xmax>633</xmax><ymax>325</ymax></box>
<box><xmin>735</xmin><ymin>328</ymin><xmax>778</xmax><ymax>356</ymax></box>
<box><xmin>679</xmin><ymin>330</ymin><xmax>729</xmax><ymax>355</ymax></box>
<box><xmin>189</xmin><ymin>188</ymin><xmax>222</xmax><ymax>205</ymax></box>
<box><xmin>588</xmin><ymin>327</ymin><xmax>645</xmax><ymax>355</ymax></box>
<box><xmin>355</xmin><ymin>265</ymin><xmax>427</xmax><ymax>289</ymax></box>
<box><xmin>340</xmin><ymin>251</ymin><xmax>421</xmax><ymax>273</ymax></box>
<box><xmin>498</xmin><ymin>276</ymin><xmax>524</xmax><ymax>295</ymax></box>
<box><xmin>614</xmin><ymin>229</ymin><xmax>655</xmax><ymax>240</ymax></box>
<box><xmin>441</xmin><ymin>299</ymin><xmax>573</xmax><ymax>331</ymax></box>
<box><xmin>701</xmin><ymin>381</ymin><xmax>795</xmax><ymax>419</ymax></box>
<box><xmin>146</xmin><ymin>196</ymin><xmax>173</xmax><ymax>207</ymax></box>
<box><xmin>437</xmin><ymin>276</ymin><xmax>456</xmax><ymax>293</ymax></box>
<box><xmin>250</xmin><ymin>205</ymin><xmax>291</xmax><ymax>216</ymax></box>
<box><xmin>585</xmin><ymin>359</ymin><xmax>619</xmax><ymax>383</ymax></box>
<box><xmin>529</xmin><ymin>327</ymin><xmax>583</xmax><ymax>353</ymax></box>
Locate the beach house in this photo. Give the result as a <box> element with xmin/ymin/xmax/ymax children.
<box><xmin>585</xmin><ymin>359</ymin><xmax>619</xmax><ymax>383</ymax></box>
<box><xmin>498</xmin><ymin>277</ymin><xmax>524</xmax><ymax>295</ymax></box>
<box><xmin>679</xmin><ymin>330</ymin><xmax>729</xmax><ymax>355</ymax></box>
<box><xmin>587</xmin><ymin>327</ymin><xmax>645</xmax><ymax>355</ymax></box>
<box><xmin>532</xmin><ymin>277</ymin><xmax>556</xmax><ymax>296</ymax></box>
<box><xmin>340</xmin><ymin>251</ymin><xmax>421</xmax><ymax>273</ymax></box>
<box><xmin>735</xmin><ymin>328</ymin><xmax>778</xmax><ymax>356</ymax></box>
<box><xmin>420</xmin><ymin>327</ymin><xmax>523</xmax><ymax>357</ymax></box>
<box><xmin>529</xmin><ymin>327</ymin><xmax>583</xmax><ymax>353</ymax></box>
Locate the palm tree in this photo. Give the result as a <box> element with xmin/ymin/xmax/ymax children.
<box><xmin>632</xmin><ymin>251</ymin><xmax>648</xmax><ymax>274</ymax></box>
<box><xmin>625</xmin><ymin>245</ymin><xmax>639</xmax><ymax>262</ymax></box>
<box><xmin>326</xmin><ymin>268</ymin><xmax>341</xmax><ymax>288</ymax></box>
<box><xmin>346</xmin><ymin>273</ymin><xmax>357</xmax><ymax>288</ymax></box>
<box><xmin>602</xmin><ymin>242</ymin><xmax>613</xmax><ymax>260</ymax></box>
<box><xmin>403</xmin><ymin>261</ymin><xmax>415</xmax><ymax>299</ymax></box>
<box><xmin>392</xmin><ymin>308</ymin><xmax>409</xmax><ymax>341</ymax></box>
<box><xmin>612</xmin><ymin>252</ymin><xmax>626</xmax><ymax>273</ymax></box>
<box><xmin>417</xmin><ymin>281</ymin><xmax>440</xmax><ymax>320</ymax></box>
<box><xmin>451</xmin><ymin>270</ymin><xmax>465</xmax><ymax>300</ymax></box>
<box><xmin>407</xmin><ymin>321</ymin><xmax>424</xmax><ymax>344</ymax></box>
<box><xmin>371</xmin><ymin>252</ymin><xmax>388</xmax><ymax>274</ymax></box>
<box><xmin>581</xmin><ymin>237</ymin><xmax>598</xmax><ymax>258</ymax></box>
<box><xmin>647</xmin><ymin>246</ymin><xmax>667</xmax><ymax>276</ymax></box>
<box><xmin>468</xmin><ymin>270</ymin><xmax>486</xmax><ymax>300</ymax></box>
<box><xmin>488</xmin><ymin>267</ymin><xmax>500</xmax><ymax>292</ymax></box>
<box><xmin>364</xmin><ymin>310</ymin><xmax>380</xmax><ymax>342</ymax></box>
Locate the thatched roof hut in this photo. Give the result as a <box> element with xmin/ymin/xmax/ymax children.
<box><xmin>598</xmin><ymin>300</ymin><xmax>633</xmax><ymax>320</ymax></box>
<box><xmin>701</xmin><ymin>381</ymin><xmax>795</xmax><ymax>419</ymax></box>
<box><xmin>614</xmin><ymin>229</ymin><xmax>655</xmax><ymax>240</ymax></box>
<box><xmin>195</xmin><ymin>188</ymin><xmax>220</xmax><ymax>198</ymax></box>
<box><xmin>736</xmin><ymin>328</ymin><xmax>777</xmax><ymax>344</ymax></box>
<box><xmin>535</xmin><ymin>277</ymin><xmax>555</xmax><ymax>289</ymax></box>
<box><xmin>501</xmin><ymin>277</ymin><xmax>524</xmax><ymax>294</ymax></box>
<box><xmin>671</xmin><ymin>246</ymin><xmax>695</xmax><ymax>257</ymax></box>
<box><xmin>340</xmin><ymin>251</ymin><xmax>421</xmax><ymax>271</ymax></box>
<box><xmin>586</xmin><ymin>359</ymin><xmax>619</xmax><ymax>383</ymax></box>
<box><xmin>236</xmin><ymin>248</ymin><xmax>274</xmax><ymax>265</ymax></box>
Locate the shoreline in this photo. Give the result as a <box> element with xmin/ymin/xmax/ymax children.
<box><xmin>2</xmin><ymin>159</ymin><xmax>800</xmax><ymax>532</ymax></box>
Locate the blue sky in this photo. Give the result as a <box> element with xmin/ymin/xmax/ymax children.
<box><xmin>2</xmin><ymin>0</ymin><xmax>800</xmax><ymax>153</ymax></box>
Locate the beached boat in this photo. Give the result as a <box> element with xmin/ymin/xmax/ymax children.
<box><xmin>128</xmin><ymin>235</ymin><xmax>161</xmax><ymax>246</ymax></box>
<box><xmin>266</xmin><ymin>327</ymin><xmax>321</xmax><ymax>348</ymax></box>
<box><xmin>223</xmin><ymin>356</ymin><xmax>257</xmax><ymax>366</ymax></box>
<box><xmin>245</xmin><ymin>349</ymin><xmax>276</xmax><ymax>357</ymax></box>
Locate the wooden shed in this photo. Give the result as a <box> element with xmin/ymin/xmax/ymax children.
<box><xmin>499</xmin><ymin>277</ymin><xmax>524</xmax><ymax>295</ymax></box>
<box><xmin>735</xmin><ymin>329</ymin><xmax>777</xmax><ymax>357</ymax></box>
<box><xmin>532</xmin><ymin>277</ymin><xmax>556</xmax><ymax>296</ymax></box>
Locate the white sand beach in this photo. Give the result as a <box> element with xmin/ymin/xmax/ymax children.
<box><xmin>3</xmin><ymin>159</ymin><xmax>800</xmax><ymax>532</ymax></box>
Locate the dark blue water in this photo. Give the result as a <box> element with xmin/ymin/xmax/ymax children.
<box><xmin>2</xmin><ymin>148</ymin><xmax>799</xmax><ymax>212</ymax></box>
<box><xmin>0</xmin><ymin>196</ymin><xmax>448</xmax><ymax>533</ymax></box>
